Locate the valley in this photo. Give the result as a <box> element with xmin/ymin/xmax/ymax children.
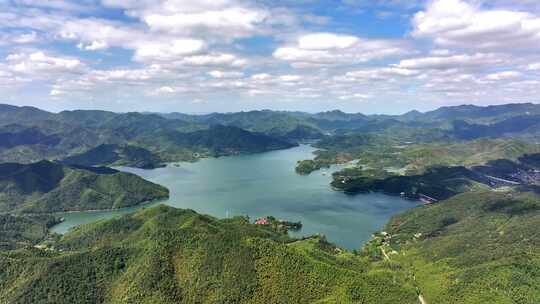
<box><xmin>1</xmin><ymin>103</ymin><xmax>539</xmax><ymax>303</ymax></box>
<box><xmin>3</xmin><ymin>0</ymin><xmax>540</xmax><ymax>301</ymax></box>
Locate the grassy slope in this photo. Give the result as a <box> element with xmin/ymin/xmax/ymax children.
<box><xmin>0</xmin><ymin>205</ymin><xmax>418</xmax><ymax>304</ymax></box>
<box><xmin>384</xmin><ymin>190</ymin><xmax>540</xmax><ymax>303</ymax></box>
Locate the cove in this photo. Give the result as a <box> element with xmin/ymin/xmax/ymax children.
<box><xmin>51</xmin><ymin>145</ymin><xmax>418</xmax><ymax>250</ymax></box>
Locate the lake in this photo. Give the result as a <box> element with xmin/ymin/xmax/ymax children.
<box><xmin>51</xmin><ymin>145</ymin><xmax>418</xmax><ymax>250</ymax></box>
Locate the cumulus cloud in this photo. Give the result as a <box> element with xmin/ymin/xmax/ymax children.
<box><xmin>102</xmin><ymin>0</ymin><xmax>272</xmax><ymax>40</ymax></box>
<box><xmin>12</xmin><ymin>0</ymin><xmax>94</xmax><ymax>12</ymax></box>
<box><xmin>279</xmin><ymin>74</ymin><xmax>302</xmax><ymax>82</ymax></box>
<box><xmin>274</xmin><ymin>32</ymin><xmax>411</xmax><ymax>67</ymax></box>
<box><xmin>144</xmin><ymin>7</ymin><xmax>267</xmax><ymax>37</ymax></box>
<box><xmin>298</xmin><ymin>33</ymin><xmax>359</xmax><ymax>50</ymax></box>
<box><xmin>6</xmin><ymin>51</ymin><xmax>85</xmax><ymax>74</ymax></box>
<box><xmin>346</xmin><ymin>67</ymin><xmax>420</xmax><ymax>80</ymax></box>
<box><xmin>413</xmin><ymin>0</ymin><xmax>540</xmax><ymax>51</ymax></box>
<box><xmin>528</xmin><ymin>63</ymin><xmax>540</xmax><ymax>70</ymax></box>
<box><xmin>58</xmin><ymin>18</ymin><xmax>147</xmax><ymax>51</ymax></box>
<box><xmin>485</xmin><ymin>71</ymin><xmax>522</xmax><ymax>81</ymax></box>
<box><xmin>180</xmin><ymin>53</ymin><xmax>247</xmax><ymax>67</ymax></box>
<box><xmin>133</xmin><ymin>39</ymin><xmax>206</xmax><ymax>62</ymax></box>
<box><xmin>395</xmin><ymin>53</ymin><xmax>506</xmax><ymax>70</ymax></box>
<box><xmin>208</xmin><ymin>70</ymin><xmax>244</xmax><ymax>78</ymax></box>
<box><xmin>338</xmin><ymin>93</ymin><xmax>372</xmax><ymax>100</ymax></box>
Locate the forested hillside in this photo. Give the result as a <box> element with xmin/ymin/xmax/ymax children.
<box><xmin>381</xmin><ymin>190</ymin><xmax>540</xmax><ymax>303</ymax></box>
<box><xmin>1</xmin><ymin>189</ymin><xmax>538</xmax><ymax>303</ymax></box>
<box><xmin>0</xmin><ymin>105</ymin><xmax>296</xmax><ymax>167</ymax></box>
<box><xmin>0</xmin><ymin>160</ymin><xmax>169</xmax><ymax>213</ymax></box>
<box><xmin>0</xmin><ymin>205</ymin><xmax>418</xmax><ymax>304</ymax></box>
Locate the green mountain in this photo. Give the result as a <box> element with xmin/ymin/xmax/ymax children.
<box><xmin>453</xmin><ymin>115</ymin><xmax>540</xmax><ymax>140</ymax></box>
<box><xmin>0</xmin><ymin>125</ymin><xmax>61</xmax><ymax>149</ymax></box>
<box><xmin>1</xmin><ymin>189</ymin><xmax>538</xmax><ymax>303</ymax></box>
<box><xmin>162</xmin><ymin>110</ymin><xmax>325</xmax><ymax>140</ymax></box>
<box><xmin>0</xmin><ymin>105</ymin><xmax>297</xmax><ymax>166</ymax></box>
<box><xmin>0</xmin><ymin>104</ymin><xmax>54</xmax><ymax>126</ymax></box>
<box><xmin>380</xmin><ymin>190</ymin><xmax>540</xmax><ymax>303</ymax></box>
<box><xmin>164</xmin><ymin>103</ymin><xmax>540</xmax><ymax>137</ymax></box>
<box><xmin>61</xmin><ymin>144</ymin><xmax>164</xmax><ymax>169</ymax></box>
<box><xmin>332</xmin><ymin>151</ymin><xmax>540</xmax><ymax>200</ymax></box>
<box><xmin>0</xmin><ymin>205</ymin><xmax>418</xmax><ymax>304</ymax></box>
<box><xmin>332</xmin><ymin>166</ymin><xmax>489</xmax><ymax>200</ymax></box>
<box><xmin>410</xmin><ymin>103</ymin><xmax>540</xmax><ymax>123</ymax></box>
<box><xmin>0</xmin><ymin>214</ymin><xmax>59</xmax><ymax>250</ymax></box>
<box><xmin>0</xmin><ymin>160</ymin><xmax>169</xmax><ymax>213</ymax></box>
<box><xmin>149</xmin><ymin>125</ymin><xmax>296</xmax><ymax>155</ymax></box>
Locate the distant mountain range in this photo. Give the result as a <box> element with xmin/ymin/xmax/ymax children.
<box><xmin>1</xmin><ymin>103</ymin><xmax>539</xmax><ymax>168</ymax></box>
<box><xmin>159</xmin><ymin>103</ymin><xmax>540</xmax><ymax>139</ymax></box>
<box><xmin>0</xmin><ymin>104</ymin><xmax>296</xmax><ymax>167</ymax></box>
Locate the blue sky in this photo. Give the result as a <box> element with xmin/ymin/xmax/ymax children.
<box><xmin>1</xmin><ymin>0</ymin><xmax>540</xmax><ymax>114</ymax></box>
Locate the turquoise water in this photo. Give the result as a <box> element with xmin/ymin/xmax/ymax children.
<box><xmin>51</xmin><ymin>145</ymin><xmax>418</xmax><ymax>250</ymax></box>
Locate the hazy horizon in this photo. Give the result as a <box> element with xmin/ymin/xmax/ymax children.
<box><xmin>3</xmin><ymin>101</ymin><xmax>540</xmax><ymax>116</ymax></box>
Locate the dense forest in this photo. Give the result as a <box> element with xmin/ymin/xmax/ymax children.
<box><xmin>0</xmin><ymin>205</ymin><xmax>419</xmax><ymax>304</ymax></box>
<box><xmin>3</xmin><ymin>103</ymin><xmax>540</xmax><ymax>169</ymax></box>
<box><xmin>0</xmin><ymin>189</ymin><xmax>538</xmax><ymax>303</ymax></box>
<box><xmin>0</xmin><ymin>160</ymin><xmax>168</xmax><ymax>213</ymax></box>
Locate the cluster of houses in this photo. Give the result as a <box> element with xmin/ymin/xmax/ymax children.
<box><xmin>254</xmin><ymin>217</ymin><xmax>303</xmax><ymax>231</ymax></box>
<box><xmin>254</xmin><ymin>217</ymin><xmax>269</xmax><ymax>225</ymax></box>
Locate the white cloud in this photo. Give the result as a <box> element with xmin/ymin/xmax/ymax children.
<box><xmin>0</xmin><ymin>31</ymin><xmax>39</xmax><ymax>45</ymax></box>
<box><xmin>279</xmin><ymin>74</ymin><xmax>302</xmax><ymax>82</ymax></box>
<box><xmin>58</xmin><ymin>18</ymin><xmax>147</xmax><ymax>51</ymax></box>
<box><xmin>413</xmin><ymin>0</ymin><xmax>540</xmax><ymax>51</ymax></box>
<box><xmin>485</xmin><ymin>71</ymin><xmax>522</xmax><ymax>80</ymax></box>
<box><xmin>6</xmin><ymin>51</ymin><xmax>85</xmax><ymax>74</ymax></box>
<box><xmin>180</xmin><ymin>53</ymin><xmax>246</xmax><ymax>67</ymax></box>
<box><xmin>274</xmin><ymin>32</ymin><xmax>410</xmax><ymax>67</ymax></box>
<box><xmin>528</xmin><ymin>63</ymin><xmax>540</xmax><ymax>70</ymax></box>
<box><xmin>155</xmin><ymin>86</ymin><xmax>176</xmax><ymax>94</ymax></box>
<box><xmin>49</xmin><ymin>89</ymin><xmax>65</xmax><ymax>96</ymax></box>
<box><xmin>208</xmin><ymin>70</ymin><xmax>244</xmax><ymax>78</ymax></box>
<box><xmin>133</xmin><ymin>39</ymin><xmax>206</xmax><ymax>62</ymax></box>
<box><xmin>13</xmin><ymin>0</ymin><xmax>94</xmax><ymax>12</ymax></box>
<box><xmin>11</xmin><ymin>31</ymin><xmax>39</xmax><ymax>44</ymax></box>
<box><xmin>89</xmin><ymin>69</ymin><xmax>154</xmax><ymax>82</ymax></box>
<box><xmin>395</xmin><ymin>53</ymin><xmax>505</xmax><ymax>70</ymax></box>
<box><xmin>346</xmin><ymin>67</ymin><xmax>420</xmax><ymax>80</ymax></box>
<box><xmin>78</xmin><ymin>40</ymin><xmax>108</xmax><ymax>51</ymax></box>
<box><xmin>144</xmin><ymin>7</ymin><xmax>267</xmax><ymax>37</ymax></box>
<box><xmin>102</xmin><ymin>0</ymin><xmax>272</xmax><ymax>41</ymax></box>
<box><xmin>251</xmin><ymin>73</ymin><xmax>272</xmax><ymax>81</ymax></box>
<box><xmin>298</xmin><ymin>33</ymin><xmax>358</xmax><ymax>50</ymax></box>
<box><xmin>338</xmin><ymin>93</ymin><xmax>371</xmax><ymax>100</ymax></box>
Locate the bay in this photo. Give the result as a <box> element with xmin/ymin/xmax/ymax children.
<box><xmin>51</xmin><ymin>145</ymin><xmax>418</xmax><ymax>250</ymax></box>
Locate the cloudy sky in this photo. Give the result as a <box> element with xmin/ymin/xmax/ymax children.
<box><xmin>1</xmin><ymin>0</ymin><xmax>540</xmax><ymax>114</ymax></box>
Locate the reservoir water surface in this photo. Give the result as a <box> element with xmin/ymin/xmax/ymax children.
<box><xmin>52</xmin><ymin>145</ymin><xmax>418</xmax><ymax>250</ymax></box>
